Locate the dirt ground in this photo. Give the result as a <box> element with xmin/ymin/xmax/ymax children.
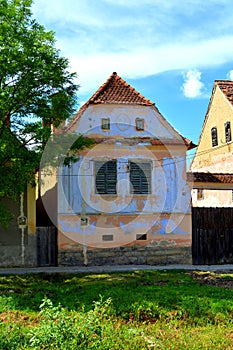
<box><xmin>190</xmin><ymin>271</ymin><xmax>233</xmax><ymax>289</ymax></box>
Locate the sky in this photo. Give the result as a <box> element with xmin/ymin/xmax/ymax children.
<box><xmin>32</xmin><ymin>0</ymin><xmax>233</xmax><ymax>157</ymax></box>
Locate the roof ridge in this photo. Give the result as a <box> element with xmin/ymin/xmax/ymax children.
<box><xmin>90</xmin><ymin>72</ymin><xmax>154</xmax><ymax>105</ymax></box>
<box><xmin>89</xmin><ymin>72</ymin><xmax>116</xmax><ymax>103</ymax></box>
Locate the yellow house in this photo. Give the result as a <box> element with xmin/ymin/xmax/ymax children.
<box><xmin>191</xmin><ymin>80</ymin><xmax>233</xmax><ymax>206</ymax></box>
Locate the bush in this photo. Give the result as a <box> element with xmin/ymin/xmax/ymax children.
<box><xmin>26</xmin><ymin>297</ymin><xmax>148</xmax><ymax>349</ymax></box>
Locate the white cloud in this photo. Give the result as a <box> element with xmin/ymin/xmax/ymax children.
<box><xmin>227</xmin><ymin>70</ymin><xmax>233</xmax><ymax>80</ymax></box>
<box><xmin>181</xmin><ymin>70</ymin><xmax>204</xmax><ymax>98</ymax></box>
<box><xmin>69</xmin><ymin>35</ymin><xmax>233</xmax><ymax>96</ymax></box>
<box><xmin>31</xmin><ymin>0</ymin><xmax>233</xmax><ymax>98</ymax></box>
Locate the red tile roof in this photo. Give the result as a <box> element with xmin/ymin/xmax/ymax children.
<box><xmin>64</xmin><ymin>73</ymin><xmax>196</xmax><ymax>150</ymax></box>
<box><xmin>215</xmin><ymin>80</ymin><xmax>233</xmax><ymax>106</ymax></box>
<box><xmin>188</xmin><ymin>172</ymin><xmax>233</xmax><ymax>183</ymax></box>
<box><xmin>66</xmin><ymin>72</ymin><xmax>154</xmax><ymax>131</ymax></box>
<box><xmin>88</xmin><ymin>72</ymin><xmax>154</xmax><ymax>106</ymax></box>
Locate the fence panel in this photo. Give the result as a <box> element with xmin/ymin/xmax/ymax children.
<box><xmin>192</xmin><ymin>207</ymin><xmax>233</xmax><ymax>265</ymax></box>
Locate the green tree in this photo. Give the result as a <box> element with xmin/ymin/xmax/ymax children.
<box><xmin>0</xmin><ymin>0</ymin><xmax>91</xmax><ymax>226</ymax></box>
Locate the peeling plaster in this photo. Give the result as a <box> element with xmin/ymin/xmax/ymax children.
<box><xmin>57</xmin><ymin>103</ymin><xmax>191</xmax><ymax>250</ymax></box>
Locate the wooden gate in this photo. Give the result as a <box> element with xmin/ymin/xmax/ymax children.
<box><xmin>192</xmin><ymin>207</ymin><xmax>233</xmax><ymax>265</ymax></box>
<box><xmin>36</xmin><ymin>227</ymin><xmax>58</xmax><ymax>266</ymax></box>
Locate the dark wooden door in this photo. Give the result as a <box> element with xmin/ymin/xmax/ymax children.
<box><xmin>37</xmin><ymin>227</ymin><xmax>58</xmax><ymax>266</ymax></box>
<box><xmin>192</xmin><ymin>207</ymin><xmax>233</xmax><ymax>265</ymax></box>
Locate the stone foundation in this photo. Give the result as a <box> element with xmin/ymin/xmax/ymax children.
<box><xmin>58</xmin><ymin>242</ymin><xmax>192</xmax><ymax>266</ymax></box>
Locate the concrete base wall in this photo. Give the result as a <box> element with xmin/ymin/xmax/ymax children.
<box><xmin>0</xmin><ymin>234</ymin><xmax>37</xmax><ymax>267</ymax></box>
<box><xmin>59</xmin><ymin>242</ymin><xmax>192</xmax><ymax>266</ymax></box>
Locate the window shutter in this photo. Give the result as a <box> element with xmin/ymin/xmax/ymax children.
<box><xmin>95</xmin><ymin>160</ymin><xmax>117</xmax><ymax>194</ymax></box>
<box><xmin>130</xmin><ymin>161</ymin><xmax>151</xmax><ymax>194</ymax></box>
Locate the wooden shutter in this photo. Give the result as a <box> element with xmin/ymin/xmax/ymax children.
<box><xmin>95</xmin><ymin>160</ymin><xmax>117</xmax><ymax>194</ymax></box>
<box><xmin>130</xmin><ymin>161</ymin><xmax>151</xmax><ymax>194</ymax></box>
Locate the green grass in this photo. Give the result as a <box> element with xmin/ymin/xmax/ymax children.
<box><xmin>0</xmin><ymin>270</ymin><xmax>233</xmax><ymax>349</ymax></box>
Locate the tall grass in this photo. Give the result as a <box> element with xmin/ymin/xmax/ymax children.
<box><xmin>0</xmin><ymin>270</ymin><xmax>233</xmax><ymax>349</ymax></box>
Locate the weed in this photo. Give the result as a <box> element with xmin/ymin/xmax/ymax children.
<box><xmin>0</xmin><ymin>270</ymin><xmax>233</xmax><ymax>349</ymax></box>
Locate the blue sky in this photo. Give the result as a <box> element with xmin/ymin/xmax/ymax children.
<box><xmin>32</xmin><ymin>0</ymin><xmax>233</xmax><ymax>155</ymax></box>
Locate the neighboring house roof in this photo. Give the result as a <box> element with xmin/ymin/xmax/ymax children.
<box><xmin>201</xmin><ymin>80</ymin><xmax>233</xmax><ymax>129</ymax></box>
<box><xmin>216</xmin><ymin>80</ymin><xmax>233</xmax><ymax>107</ymax></box>
<box><xmin>188</xmin><ymin>172</ymin><xmax>233</xmax><ymax>183</ymax></box>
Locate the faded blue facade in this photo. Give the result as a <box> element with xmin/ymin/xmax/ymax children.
<box><xmin>56</xmin><ymin>73</ymin><xmax>194</xmax><ymax>265</ymax></box>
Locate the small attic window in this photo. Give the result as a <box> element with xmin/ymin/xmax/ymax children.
<box><xmin>211</xmin><ymin>127</ymin><xmax>218</xmax><ymax>147</ymax></box>
<box><xmin>136</xmin><ymin>118</ymin><xmax>144</xmax><ymax>131</ymax></box>
<box><xmin>101</xmin><ymin>118</ymin><xmax>110</xmax><ymax>130</ymax></box>
<box><xmin>225</xmin><ymin>121</ymin><xmax>231</xmax><ymax>143</ymax></box>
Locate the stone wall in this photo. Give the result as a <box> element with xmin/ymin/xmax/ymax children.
<box><xmin>59</xmin><ymin>241</ymin><xmax>192</xmax><ymax>266</ymax></box>
<box><xmin>0</xmin><ymin>234</ymin><xmax>37</xmax><ymax>267</ymax></box>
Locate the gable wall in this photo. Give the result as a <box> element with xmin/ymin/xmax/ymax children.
<box><xmin>70</xmin><ymin>104</ymin><xmax>181</xmax><ymax>140</ymax></box>
<box><xmin>191</xmin><ymin>86</ymin><xmax>233</xmax><ymax>172</ymax></box>
<box><xmin>191</xmin><ymin>86</ymin><xmax>233</xmax><ymax>207</ymax></box>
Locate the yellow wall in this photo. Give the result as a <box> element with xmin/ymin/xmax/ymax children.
<box><xmin>27</xmin><ymin>184</ymin><xmax>36</xmax><ymax>234</ymax></box>
<box><xmin>192</xmin><ymin>85</ymin><xmax>233</xmax><ymax>172</ymax></box>
<box><xmin>191</xmin><ymin>85</ymin><xmax>233</xmax><ymax>207</ymax></box>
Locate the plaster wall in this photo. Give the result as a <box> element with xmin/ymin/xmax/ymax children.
<box><xmin>27</xmin><ymin>184</ymin><xmax>36</xmax><ymax>234</ymax></box>
<box><xmin>57</xmin><ymin>102</ymin><xmax>191</xmax><ymax>264</ymax></box>
<box><xmin>58</xmin><ymin>144</ymin><xmax>189</xmax><ymax>214</ymax></box>
<box><xmin>191</xmin><ymin>86</ymin><xmax>233</xmax><ymax>207</ymax></box>
<box><xmin>70</xmin><ymin>104</ymin><xmax>183</xmax><ymax>141</ymax></box>
<box><xmin>191</xmin><ymin>86</ymin><xmax>233</xmax><ymax>171</ymax></box>
<box><xmin>192</xmin><ymin>189</ymin><xmax>233</xmax><ymax>207</ymax></box>
<box><xmin>0</xmin><ymin>187</ymin><xmax>37</xmax><ymax>267</ymax></box>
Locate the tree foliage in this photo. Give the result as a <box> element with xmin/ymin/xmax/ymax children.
<box><xmin>0</xmin><ymin>0</ymin><xmax>92</xmax><ymax>226</ymax></box>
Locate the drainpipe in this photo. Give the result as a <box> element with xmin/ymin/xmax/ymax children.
<box><xmin>17</xmin><ymin>192</ymin><xmax>27</xmax><ymax>266</ymax></box>
<box><xmin>81</xmin><ymin>161</ymin><xmax>88</xmax><ymax>266</ymax></box>
<box><xmin>82</xmin><ymin>226</ymin><xmax>88</xmax><ymax>266</ymax></box>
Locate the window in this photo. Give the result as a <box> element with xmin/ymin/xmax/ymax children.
<box><xmin>225</xmin><ymin>121</ymin><xmax>231</xmax><ymax>143</ymax></box>
<box><xmin>136</xmin><ymin>234</ymin><xmax>147</xmax><ymax>240</ymax></box>
<box><xmin>102</xmin><ymin>234</ymin><xmax>113</xmax><ymax>241</ymax></box>
<box><xmin>101</xmin><ymin>118</ymin><xmax>110</xmax><ymax>130</ymax></box>
<box><xmin>136</xmin><ymin>118</ymin><xmax>144</xmax><ymax>131</ymax></box>
<box><xmin>95</xmin><ymin>160</ymin><xmax>117</xmax><ymax>194</ymax></box>
<box><xmin>197</xmin><ymin>189</ymin><xmax>204</xmax><ymax>200</ymax></box>
<box><xmin>211</xmin><ymin>127</ymin><xmax>218</xmax><ymax>147</ymax></box>
<box><xmin>130</xmin><ymin>161</ymin><xmax>151</xmax><ymax>194</ymax></box>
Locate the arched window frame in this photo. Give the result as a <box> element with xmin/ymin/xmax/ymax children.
<box><xmin>211</xmin><ymin>127</ymin><xmax>218</xmax><ymax>147</ymax></box>
<box><xmin>225</xmin><ymin>121</ymin><xmax>231</xmax><ymax>143</ymax></box>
